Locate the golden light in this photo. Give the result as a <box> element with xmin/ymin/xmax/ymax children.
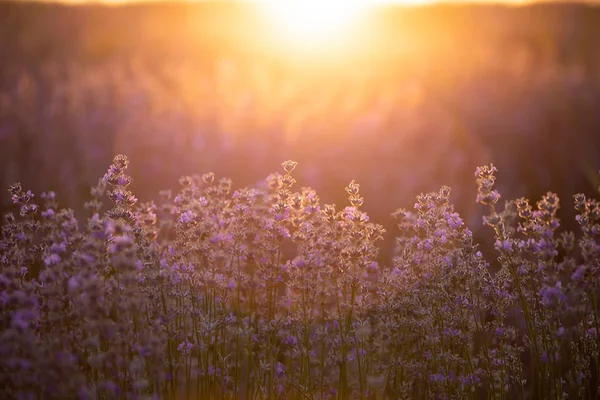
<box><xmin>258</xmin><ymin>0</ymin><xmax>371</xmax><ymax>49</ymax></box>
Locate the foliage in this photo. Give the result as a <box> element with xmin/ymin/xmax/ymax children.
<box><xmin>1</xmin><ymin>155</ymin><xmax>599</xmax><ymax>399</ymax></box>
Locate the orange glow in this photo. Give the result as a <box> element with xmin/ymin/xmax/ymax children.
<box><xmin>258</xmin><ymin>0</ymin><xmax>371</xmax><ymax>49</ymax></box>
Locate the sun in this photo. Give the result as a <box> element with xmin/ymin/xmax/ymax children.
<box><xmin>258</xmin><ymin>0</ymin><xmax>370</xmax><ymax>48</ymax></box>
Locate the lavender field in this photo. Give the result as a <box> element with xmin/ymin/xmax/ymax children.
<box><xmin>1</xmin><ymin>1</ymin><xmax>600</xmax><ymax>399</ymax></box>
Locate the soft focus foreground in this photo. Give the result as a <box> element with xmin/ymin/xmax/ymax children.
<box><xmin>1</xmin><ymin>155</ymin><xmax>600</xmax><ymax>399</ymax></box>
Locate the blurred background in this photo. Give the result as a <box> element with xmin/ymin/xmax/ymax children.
<box><xmin>1</xmin><ymin>0</ymin><xmax>600</xmax><ymax>262</ymax></box>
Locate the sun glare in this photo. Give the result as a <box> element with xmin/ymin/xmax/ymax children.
<box><xmin>259</xmin><ymin>0</ymin><xmax>370</xmax><ymax>48</ymax></box>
